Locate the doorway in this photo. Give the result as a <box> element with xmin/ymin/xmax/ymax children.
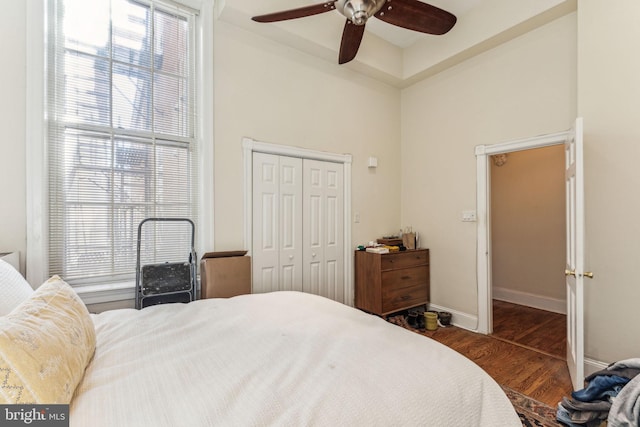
<box><xmin>489</xmin><ymin>146</ymin><xmax>566</xmax><ymax>357</ymax></box>
<box><xmin>474</xmin><ymin>129</ymin><xmax>572</xmax><ymax>334</ymax></box>
<box><xmin>476</xmin><ymin>119</ymin><xmax>585</xmax><ymax>389</ymax></box>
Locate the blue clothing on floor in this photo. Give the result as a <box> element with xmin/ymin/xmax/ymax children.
<box><xmin>572</xmin><ymin>375</ymin><xmax>630</xmax><ymax>402</ymax></box>
<box><xmin>557</xmin><ymin>404</ymin><xmax>584</xmax><ymax>427</ymax></box>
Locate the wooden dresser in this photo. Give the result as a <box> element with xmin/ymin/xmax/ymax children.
<box><xmin>354</xmin><ymin>249</ymin><xmax>429</xmax><ymax>316</ymax></box>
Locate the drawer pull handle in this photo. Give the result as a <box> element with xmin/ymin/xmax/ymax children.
<box><xmin>401</xmin><ymin>295</ymin><xmax>410</xmax><ymax>300</ymax></box>
<box><xmin>401</xmin><ymin>275</ymin><xmax>410</xmax><ymax>280</ymax></box>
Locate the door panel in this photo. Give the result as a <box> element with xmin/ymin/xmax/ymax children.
<box><xmin>303</xmin><ymin>159</ymin><xmax>344</xmax><ymax>302</ymax></box>
<box><xmin>279</xmin><ymin>156</ymin><xmax>303</xmax><ymax>292</ymax></box>
<box><xmin>253</xmin><ymin>153</ymin><xmax>280</xmax><ymax>293</ymax></box>
<box><xmin>565</xmin><ymin>117</ymin><xmax>585</xmax><ymax>390</ymax></box>
<box><xmin>252</xmin><ymin>153</ymin><xmax>302</xmax><ymax>293</ymax></box>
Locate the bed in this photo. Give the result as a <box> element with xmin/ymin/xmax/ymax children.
<box><xmin>0</xmin><ymin>261</ymin><xmax>521</xmax><ymax>426</ymax></box>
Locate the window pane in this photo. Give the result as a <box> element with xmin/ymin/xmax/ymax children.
<box><xmin>112</xmin><ymin>0</ymin><xmax>151</xmax><ymax>68</ymax></box>
<box><xmin>65</xmin><ymin>134</ymin><xmax>112</xmax><ymax>204</ymax></box>
<box><xmin>114</xmin><ymin>139</ymin><xmax>154</xmax><ymax>204</ymax></box>
<box><xmin>154</xmin><ymin>9</ymin><xmax>188</xmax><ymax>74</ymax></box>
<box><xmin>64</xmin><ymin>205</ymin><xmax>113</xmax><ymax>278</ymax></box>
<box><xmin>62</xmin><ymin>52</ymin><xmax>111</xmax><ymax>127</ymax></box>
<box><xmin>62</xmin><ymin>0</ymin><xmax>110</xmax><ymax>57</ymax></box>
<box><xmin>154</xmin><ymin>74</ymin><xmax>189</xmax><ymax>136</ymax></box>
<box><xmin>113</xmin><ymin>65</ymin><xmax>153</xmax><ymax>132</ymax></box>
<box><xmin>113</xmin><ymin>205</ymin><xmax>148</xmax><ymax>272</ymax></box>
<box><xmin>156</xmin><ymin>143</ymin><xmax>191</xmax><ymax>213</ymax></box>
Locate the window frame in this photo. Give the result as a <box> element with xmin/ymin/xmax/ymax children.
<box><xmin>26</xmin><ymin>0</ymin><xmax>214</xmax><ymax>304</ymax></box>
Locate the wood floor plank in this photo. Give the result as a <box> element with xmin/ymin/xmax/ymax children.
<box><xmin>492</xmin><ymin>300</ymin><xmax>566</xmax><ymax>358</ymax></box>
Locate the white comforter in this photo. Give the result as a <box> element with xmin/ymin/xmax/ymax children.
<box><xmin>71</xmin><ymin>291</ymin><xmax>520</xmax><ymax>426</ymax></box>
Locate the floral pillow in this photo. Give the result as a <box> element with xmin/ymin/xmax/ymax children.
<box><xmin>0</xmin><ymin>275</ymin><xmax>96</xmax><ymax>404</ymax></box>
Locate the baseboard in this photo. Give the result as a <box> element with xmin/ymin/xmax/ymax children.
<box><xmin>584</xmin><ymin>357</ymin><xmax>609</xmax><ymax>378</ymax></box>
<box><xmin>427</xmin><ymin>302</ymin><xmax>478</xmax><ymax>331</ymax></box>
<box><xmin>493</xmin><ymin>287</ymin><xmax>566</xmax><ymax>314</ymax></box>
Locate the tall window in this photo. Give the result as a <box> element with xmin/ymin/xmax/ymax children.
<box><xmin>47</xmin><ymin>0</ymin><xmax>199</xmax><ymax>285</ymax></box>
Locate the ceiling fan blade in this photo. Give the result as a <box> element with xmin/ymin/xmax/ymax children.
<box><xmin>339</xmin><ymin>20</ymin><xmax>366</xmax><ymax>64</ymax></box>
<box><xmin>374</xmin><ymin>0</ymin><xmax>456</xmax><ymax>35</ymax></box>
<box><xmin>252</xmin><ymin>1</ymin><xmax>337</xmax><ymax>23</ymax></box>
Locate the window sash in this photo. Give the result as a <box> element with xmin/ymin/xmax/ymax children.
<box><xmin>47</xmin><ymin>0</ymin><xmax>199</xmax><ymax>285</ymax></box>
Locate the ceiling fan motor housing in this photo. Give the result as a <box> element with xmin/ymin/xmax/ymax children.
<box><xmin>336</xmin><ymin>0</ymin><xmax>385</xmax><ymax>25</ymax></box>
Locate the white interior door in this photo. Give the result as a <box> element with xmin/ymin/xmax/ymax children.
<box><xmin>565</xmin><ymin>117</ymin><xmax>585</xmax><ymax>390</ymax></box>
<box><xmin>252</xmin><ymin>152</ymin><xmax>303</xmax><ymax>293</ymax></box>
<box><xmin>279</xmin><ymin>156</ymin><xmax>304</xmax><ymax>291</ymax></box>
<box><xmin>303</xmin><ymin>159</ymin><xmax>344</xmax><ymax>302</ymax></box>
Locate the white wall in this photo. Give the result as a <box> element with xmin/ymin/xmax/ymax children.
<box><xmin>0</xmin><ymin>2</ymin><xmax>27</xmax><ymax>273</ymax></box>
<box><xmin>577</xmin><ymin>1</ymin><xmax>640</xmax><ymax>362</ymax></box>
<box><xmin>401</xmin><ymin>13</ymin><xmax>577</xmax><ymax>317</ymax></box>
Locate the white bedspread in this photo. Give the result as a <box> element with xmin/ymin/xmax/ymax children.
<box><xmin>71</xmin><ymin>291</ymin><xmax>520</xmax><ymax>426</ymax></box>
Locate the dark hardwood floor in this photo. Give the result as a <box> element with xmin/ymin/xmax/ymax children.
<box><xmin>399</xmin><ymin>300</ymin><xmax>573</xmax><ymax>407</ymax></box>
<box><xmin>492</xmin><ymin>299</ymin><xmax>566</xmax><ymax>359</ymax></box>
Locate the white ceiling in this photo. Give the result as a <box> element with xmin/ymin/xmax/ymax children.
<box><xmin>365</xmin><ymin>0</ymin><xmax>482</xmax><ymax>48</ymax></box>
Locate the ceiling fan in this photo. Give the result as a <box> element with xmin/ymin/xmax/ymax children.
<box><xmin>252</xmin><ymin>0</ymin><xmax>457</xmax><ymax>64</ymax></box>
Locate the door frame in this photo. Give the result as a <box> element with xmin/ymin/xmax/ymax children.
<box><xmin>475</xmin><ymin>129</ymin><xmax>572</xmax><ymax>334</ymax></box>
<box><xmin>242</xmin><ymin>137</ymin><xmax>354</xmax><ymax>305</ymax></box>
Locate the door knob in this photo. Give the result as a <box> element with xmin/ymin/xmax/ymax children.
<box><xmin>289</xmin><ymin>255</ymin><xmax>293</xmax><ymax>260</ymax></box>
<box><xmin>583</xmin><ymin>271</ymin><xmax>594</xmax><ymax>279</ymax></box>
<box><xmin>565</xmin><ymin>269</ymin><xmax>576</xmax><ymax>277</ymax></box>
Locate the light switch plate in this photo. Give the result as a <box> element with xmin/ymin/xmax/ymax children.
<box><xmin>462</xmin><ymin>211</ymin><xmax>477</xmax><ymax>222</ymax></box>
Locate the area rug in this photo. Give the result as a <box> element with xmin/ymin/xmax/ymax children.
<box><xmin>502</xmin><ymin>385</ymin><xmax>561</xmax><ymax>427</ymax></box>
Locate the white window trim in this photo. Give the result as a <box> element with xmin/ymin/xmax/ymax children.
<box><xmin>26</xmin><ymin>0</ymin><xmax>214</xmax><ymax>304</ymax></box>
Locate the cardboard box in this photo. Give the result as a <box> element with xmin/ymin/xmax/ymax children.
<box><xmin>200</xmin><ymin>251</ymin><xmax>251</xmax><ymax>299</ymax></box>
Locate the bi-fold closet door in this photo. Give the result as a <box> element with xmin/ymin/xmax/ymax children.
<box><xmin>252</xmin><ymin>152</ymin><xmax>345</xmax><ymax>303</ymax></box>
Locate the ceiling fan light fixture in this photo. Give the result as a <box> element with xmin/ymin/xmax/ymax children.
<box><xmin>336</xmin><ymin>0</ymin><xmax>385</xmax><ymax>25</ymax></box>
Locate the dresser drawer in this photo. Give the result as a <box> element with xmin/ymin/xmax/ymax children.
<box><xmin>380</xmin><ymin>267</ymin><xmax>428</xmax><ymax>313</ymax></box>
<box><xmin>382</xmin><ymin>282</ymin><xmax>428</xmax><ymax>313</ymax></box>
<box><xmin>381</xmin><ymin>267</ymin><xmax>428</xmax><ymax>291</ymax></box>
<box><xmin>381</xmin><ymin>250</ymin><xmax>428</xmax><ymax>271</ymax></box>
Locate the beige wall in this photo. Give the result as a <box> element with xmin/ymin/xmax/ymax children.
<box><xmin>212</xmin><ymin>22</ymin><xmax>402</xmax><ymax>251</ymax></box>
<box><xmin>491</xmin><ymin>146</ymin><xmax>566</xmax><ymax>302</ymax></box>
<box><xmin>577</xmin><ymin>1</ymin><xmax>640</xmax><ymax>362</ymax></box>
<box><xmin>401</xmin><ymin>13</ymin><xmax>577</xmax><ymax>316</ymax></box>
<box><xmin>0</xmin><ymin>2</ymin><xmax>27</xmax><ymax>273</ymax></box>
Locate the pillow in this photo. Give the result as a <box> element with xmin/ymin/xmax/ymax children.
<box><xmin>0</xmin><ymin>275</ymin><xmax>96</xmax><ymax>404</ymax></box>
<box><xmin>0</xmin><ymin>259</ymin><xmax>34</xmax><ymax>316</ymax></box>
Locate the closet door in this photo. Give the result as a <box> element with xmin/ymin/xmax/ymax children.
<box><xmin>252</xmin><ymin>153</ymin><xmax>303</xmax><ymax>293</ymax></box>
<box><xmin>303</xmin><ymin>159</ymin><xmax>344</xmax><ymax>302</ymax></box>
